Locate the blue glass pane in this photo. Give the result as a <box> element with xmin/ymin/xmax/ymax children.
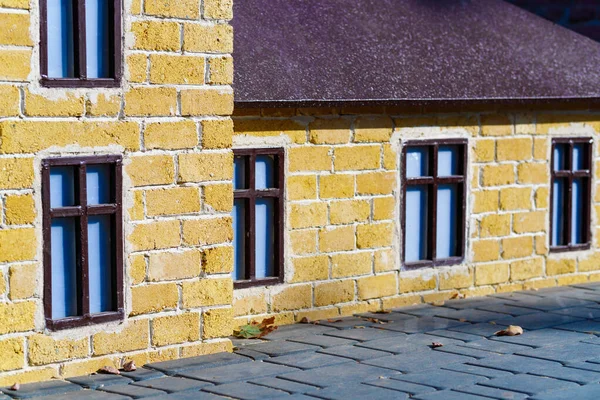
<box><xmin>438</xmin><ymin>146</ymin><xmax>460</xmax><ymax>176</ymax></box>
<box><xmin>232</xmin><ymin>199</ymin><xmax>246</xmax><ymax>280</ymax></box>
<box><xmin>572</xmin><ymin>144</ymin><xmax>586</xmax><ymax>171</ymax></box>
<box><xmin>255</xmin><ymin>198</ymin><xmax>276</xmax><ymax>278</ymax></box>
<box><xmin>87</xmin><ymin>165</ymin><xmax>111</xmax><ymax>205</ymax></box>
<box><xmin>47</xmin><ymin>0</ymin><xmax>75</xmax><ymax>78</ymax></box>
<box><xmin>85</xmin><ymin>0</ymin><xmax>111</xmax><ymax>78</ymax></box>
<box><xmin>233</xmin><ymin>156</ymin><xmax>247</xmax><ymax>189</ymax></box>
<box><xmin>572</xmin><ymin>178</ymin><xmax>585</xmax><ymax>244</ymax></box>
<box><xmin>88</xmin><ymin>215</ymin><xmax>114</xmax><ymax>313</ymax></box>
<box><xmin>405</xmin><ymin>185</ymin><xmax>428</xmax><ymax>262</ymax></box>
<box><xmin>50</xmin><ymin>166</ymin><xmax>75</xmax><ymax>208</ymax></box>
<box><xmin>436</xmin><ymin>184</ymin><xmax>458</xmax><ymax>258</ymax></box>
<box><xmin>553</xmin><ymin>144</ymin><xmax>567</xmax><ymax>171</ymax></box>
<box><xmin>406</xmin><ymin>147</ymin><xmax>429</xmax><ymax>177</ymax></box>
<box><xmin>552</xmin><ymin>178</ymin><xmax>566</xmax><ymax>246</ymax></box>
<box><xmin>51</xmin><ymin>218</ymin><xmax>78</xmax><ymax>319</ymax></box>
<box><xmin>256</xmin><ymin>155</ymin><xmax>276</xmax><ymax>189</ymax></box>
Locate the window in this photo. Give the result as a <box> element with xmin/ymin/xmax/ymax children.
<box><xmin>40</xmin><ymin>0</ymin><xmax>122</xmax><ymax>87</ymax></box>
<box><xmin>550</xmin><ymin>138</ymin><xmax>592</xmax><ymax>252</ymax></box>
<box><xmin>232</xmin><ymin>148</ymin><xmax>284</xmax><ymax>288</ymax></box>
<box><xmin>42</xmin><ymin>155</ymin><xmax>123</xmax><ymax>330</ymax></box>
<box><xmin>401</xmin><ymin>140</ymin><xmax>467</xmax><ymax>267</ymax></box>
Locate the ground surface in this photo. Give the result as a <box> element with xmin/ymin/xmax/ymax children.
<box><xmin>5</xmin><ymin>284</ymin><xmax>600</xmax><ymax>399</ymax></box>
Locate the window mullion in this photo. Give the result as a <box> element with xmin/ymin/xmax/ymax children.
<box><xmin>248</xmin><ymin>153</ymin><xmax>257</xmax><ymax>281</ymax></box>
<box><xmin>78</xmin><ymin>164</ymin><xmax>90</xmax><ymax>316</ymax></box>
<box><xmin>75</xmin><ymin>0</ymin><xmax>87</xmax><ymax>79</ymax></box>
<box><xmin>430</xmin><ymin>146</ymin><xmax>438</xmax><ymax>261</ymax></box>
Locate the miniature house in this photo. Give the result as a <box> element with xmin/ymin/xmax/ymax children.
<box><xmin>1</xmin><ymin>0</ymin><xmax>600</xmax><ymax>384</ymax></box>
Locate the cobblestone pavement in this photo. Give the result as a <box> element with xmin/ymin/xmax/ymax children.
<box><xmin>6</xmin><ymin>284</ymin><xmax>600</xmax><ymax>399</ymax></box>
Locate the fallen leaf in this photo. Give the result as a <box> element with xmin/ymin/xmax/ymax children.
<box><xmin>494</xmin><ymin>325</ymin><xmax>523</xmax><ymax>336</ymax></box>
<box><xmin>233</xmin><ymin>317</ymin><xmax>278</xmax><ymax>339</ymax></box>
<box><xmin>299</xmin><ymin>317</ymin><xmax>310</xmax><ymax>324</ymax></box>
<box><xmin>9</xmin><ymin>383</ymin><xmax>19</xmax><ymax>391</ymax></box>
<box><xmin>489</xmin><ymin>321</ymin><xmax>496</xmax><ymax>325</ymax></box>
<box><xmin>430</xmin><ymin>342</ymin><xmax>444</xmax><ymax>348</ymax></box>
<box><xmin>122</xmin><ymin>360</ymin><xmax>136</xmax><ymax>372</ymax></box>
<box><xmin>375</xmin><ymin>310</ymin><xmax>392</xmax><ymax>314</ymax></box>
<box><xmin>353</xmin><ymin>326</ymin><xmax>366</xmax><ymax>329</ymax></box>
<box><xmin>459</xmin><ymin>318</ymin><xmax>468</xmax><ymax>323</ymax></box>
<box><xmin>98</xmin><ymin>366</ymin><xmax>120</xmax><ymax>375</ymax></box>
<box><xmin>363</xmin><ymin>317</ymin><xmax>388</xmax><ymax>325</ymax></box>
<box><xmin>327</xmin><ymin>319</ymin><xmax>343</xmax><ymax>323</ymax></box>
<box><xmin>450</xmin><ymin>292</ymin><xmax>465</xmax><ymax>300</ymax></box>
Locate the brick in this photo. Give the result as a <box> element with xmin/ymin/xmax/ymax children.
<box><xmin>131</xmin><ymin>283</ymin><xmax>178</xmax><ymax>316</ymax></box>
<box><xmin>127</xmin><ymin>155</ymin><xmax>174</xmax><ymax>186</ymax></box>
<box><xmin>0</xmin><ymin>228</ymin><xmax>36</xmax><ymax>263</ymax></box>
<box><xmin>399</xmin><ymin>271</ymin><xmax>436</xmax><ymax>293</ymax></box>
<box><xmin>127</xmin><ymin>54</ymin><xmax>147</xmax><ymax>82</ymax></box>
<box><xmin>309</xmin><ymin>118</ymin><xmax>351</xmax><ymax>144</ymax></box>
<box><xmin>129</xmin><ymin>254</ymin><xmax>146</xmax><ymax>284</ymax></box>
<box><xmin>496</xmin><ymin>138</ymin><xmax>532</xmax><ymax>161</ymax></box>
<box><xmin>334</xmin><ymin>145</ymin><xmax>380</xmax><ymax>171</ymax></box>
<box><xmin>481</xmin><ymin>114</ymin><xmax>513</xmax><ymax>136</ymax></box>
<box><xmin>356</xmin><ymin>172</ymin><xmax>396</xmax><ymax>195</ymax></box>
<box><xmin>145</xmin><ymin>120</ymin><xmax>198</xmax><ymax>150</ymax></box>
<box><xmin>331</xmin><ymin>252</ymin><xmax>372</xmax><ymax>278</ymax></box>
<box><xmin>480</xmin><ymin>214</ymin><xmax>511</xmax><ymax>237</ymax></box>
<box><xmin>291</xmin><ymin>255</ymin><xmax>329</xmax><ymax>282</ymax></box>
<box><xmin>180</xmin><ymin>340</ymin><xmax>232</xmax><ymax>358</ymax></box>
<box><xmin>0</xmin><ymin>301</ymin><xmax>36</xmax><ymax>334</ymax></box>
<box><xmin>87</xmin><ymin>93</ymin><xmax>121</xmax><ymax>117</ymax></box>
<box><xmin>144</xmin><ymin>0</ymin><xmax>199</xmax><ymax>18</ymax></box>
<box><xmin>374</xmin><ymin>248</ymin><xmax>395</xmax><ymax>272</ymax></box>
<box><xmin>0</xmin><ymin>85</ymin><xmax>19</xmax><ymax>116</ymax></box>
<box><xmin>9</xmin><ymin>264</ymin><xmax>37</xmax><ymax>300</ymax></box>
<box><xmin>535</xmin><ymin>187</ymin><xmax>549</xmax><ymax>209</ymax></box>
<box><xmin>208</xmin><ymin>56</ymin><xmax>233</xmax><ymax>84</ymax></box>
<box><xmin>0</xmin><ymin>0</ymin><xmax>28</xmax><ymax>8</ymax></box>
<box><xmin>204</xmin><ymin>183</ymin><xmax>233</xmax><ymax>212</ymax></box>
<box><xmin>297</xmin><ymin>308</ymin><xmax>339</xmax><ymax>322</ymax></box>
<box><xmin>45</xmin><ymin>348</ymin><xmax>104</xmax><ymax>384</ymax></box>
<box><xmin>289</xmin><ymin>147</ymin><xmax>332</xmax><ymax>171</ymax></box>
<box><xmin>535</xmin><ymin>235</ymin><xmax>547</xmax><ymax>255</ymax></box>
<box><xmin>382</xmin><ymin>294</ymin><xmax>421</xmax><ymax>309</ymax></box>
<box><xmin>129</xmin><ymin>220</ymin><xmax>180</xmax><ymax>251</ymax></box>
<box><xmin>272</xmin><ymin>285</ymin><xmax>312</xmax><ymax>312</ymax></box>
<box><xmin>204</xmin><ymin>0</ymin><xmax>233</xmax><ymax>19</ymax></box>
<box><xmin>153</xmin><ymin>313</ymin><xmax>200</xmax><ymax>346</ymax></box>
<box><xmin>146</xmin><ymin>187</ymin><xmax>200</xmax><ymax>216</ymax></box>
<box><xmin>235</xmin><ymin>119</ymin><xmax>306</xmax><ymax>144</ymax></box>
<box><xmin>382</xmin><ymin>144</ymin><xmax>397</xmax><ymax>170</ymax></box>
<box><xmin>184</xmin><ymin>23</ymin><xmax>233</xmax><ymax>53</ymax></box>
<box><xmin>472</xmin><ymin>239</ymin><xmax>500</xmax><ymax>262</ymax></box>
<box><xmin>178</xmin><ymin>152</ymin><xmax>233</xmax><ymax>182</ymax></box>
<box><xmin>290</xmin><ymin>202</ymin><xmax>327</xmax><ymax>228</ymax></box>
<box><xmin>330</xmin><ymin>199</ymin><xmax>370</xmax><ymax>224</ymax></box>
<box><xmin>533</xmin><ymin>137</ymin><xmax>548</xmax><ymax>160</ymax></box>
<box><xmin>0</xmin><ymin>271</ymin><xmax>4</xmax><ymax>296</ymax></box>
<box><xmin>125</xmin><ymin>87</ymin><xmax>177</xmax><ymax>116</ymax></box>
<box><xmin>288</xmin><ymin>175</ymin><xmax>317</xmax><ymax>200</ymax></box>
<box><xmin>473</xmin><ymin>139</ymin><xmax>495</xmax><ymax>162</ymax></box>
<box><xmin>475</xmin><ymin>262</ymin><xmax>510</xmax><ymax>285</ymax></box>
<box><xmin>472</xmin><ymin>165</ymin><xmax>480</xmax><ymax>188</ymax></box>
<box><xmin>203</xmin><ymin>246</ymin><xmax>234</xmax><ymax>274</ymax></box>
<box><xmin>473</xmin><ymin>190</ymin><xmax>499</xmax><ymax>213</ymax></box>
<box><xmin>5</xmin><ymin>194</ymin><xmax>35</xmax><ymax>225</ymax></box>
<box><xmin>356</xmin><ymin>223</ymin><xmax>393</xmax><ymax>248</ymax></box>
<box><xmin>148</xmin><ymin>250</ymin><xmax>201</xmax><ymax>281</ymax></box>
<box><xmin>202</xmin><ymin>119</ymin><xmax>233</xmax><ymax>149</ymax></box>
<box><xmin>61</xmin><ymin>357</ymin><xmax>120</xmax><ymax>378</ymax></box>
<box><xmin>357</xmin><ymin>274</ymin><xmax>397</xmax><ymax>300</ymax></box>
<box><xmin>502</xmin><ymin>236</ymin><xmax>533</xmax><ymax>259</ymax></box>
<box><xmin>131</xmin><ymin>20</ymin><xmax>180</xmax><ymax>51</ymax></box>
<box><xmin>500</xmin><ymin>187</ymin><xmax>531</xmax><ymax>210</ymax></box>
<box><xmin>0</xmin><ymin>368</ymin><xmax>57</xmax><ymax>386</ymax></box>
<box><xmin>93</xmin><ymin>319</ymin><xmax>149</xmax><ymax>355</ymax></box>
<box><xmin>320</xmin><ymin>174</ymin><xmax>354</xmax><ymax>198</ymax></box>
<box><xmin>150</xmin><ymin>54</ymin><xmax>205</xmax><ymax>84</ymax></box>
<box><xmin>182</xmin><ymin>88</ymin><xmax>234</xmax><ymax>116</ymax></box>
<box><xmin>290</xmin><ymin>229</ymin><xmax>317</xmax><ymax>255</ymax></box>
<box><xmin>318</xmin><ymin>225</ymin><xmax>355</xmax><ymax>252</ymax></box>
<box><xmin>513</xmin><ymin>211</ymin><xmax>546</xmax><ymax>233</ymax></box>
<box><xmin>354</xmin><ymin>116</ymin><xmax>393</xmax><ymax>143</ymax></box>
<box><xmin>578</xmin><ymin>253</ymin><xmax>600</xmax><ymax>272</ymax></box>
<box><xmin>315</xmin><ymin>280</ymin><xmax>354</xmax><ymax>307</ymax></box>
<box><xmin>557</xmin><ymin>275</ymin><xmax>589</xmax><ymax>286</ymax></box>
<box><xmin>373</xmin><ymin>197</ymin><xmax>395</xmax><ymax>220</ymax></box>
<box><xmin>511</xmin><ymin>258</ymin><xmax>543</xmax><ymax>281</ymax></box>
<box><xmin>482</xmin><ymin>164</ymin><xmax>515</xmax><ymax>186</ymax></box>
<box><xmin>439</xmin><ymin>267</ymin><xmax>473</xmax><ymax>290</ymax></box>
<box><xmin>203</xmin><ymin>308</ymin><xmax>233</xmax><ymax>339</ymax></box>
<box><xmin>0</xmin><ymin>337</ymin><xmax>24</xmax><ymax>372</ymax></box>
<box><xmin>517</xmin><ymin>163</ymin><xmax>548</xmax><ymax>184</ymax></box>
<box><xmin>547</xmin><ymin>258</ymin><xmax>576</xmax><ymax>276</ymax></box>
<box><xmin>24</xmin><ymin>90</ymin><xmax>84</xmax><ymax>117</ymax></box>
<box><xmin>182</xmin><ymin>278</ymin><xmax>233</xmax><ymax>308</ymax></box>
<box><xmin>183</xmin><ymin>217</ymin><xmax>233</xmax><ymax>246</ymax></box>
<box><xmin>0</xmin><ymin>49</ymin><xmax>31</xmax><ymax>81</ymax></box>
<box><xmin>234</xmin><ymin>293</ymin><xmax>267</xmax><ymax>316</ymax></box>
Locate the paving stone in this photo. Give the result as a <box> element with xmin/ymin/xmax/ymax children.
<box><xmin>489</xmin><ymin>292</ymin><xmax>540</xmax><ymax>301</ymax></box>
<box><xmin>444</xmin><ymin>297</ymin><xmax>513</xmax><ymax>310</ymax></box>
<box><xmin>356</xmin><ymin>333</ymin><xmax>462</xmax><ymax>354</ymax></box>
<box><xmin>119</xmin><ymin>368</ymin><xmax>165</xmax><ymax>381</ymax></box>
<box><xmin>554</xmin><ymin>320</ymin><xmax>600</xmax><ymax>333</ymax></box>
<box><xmin>244</xmin><ymin>341</ymin><xmax>320</xmax><ymax>357</ymax></box>
<box><xmin>505</xmin><ymin>297</ymin><xmax>596</xmax><ymax>312</ymax></box>
<box><xmin>550</xmin><ymin>307</ymin><xmax>600</xmax><ymax>319</ymax></box>
<box><xmin>475</xmin><ymin>303</ymin><xmax>540</xmax><ymax>316</ymax></box>
<box><xmin>427</xmin><ymin>329</ymin><xmax>483</xmax><ymax>342</ymax></box>
<box><xmin>390</xmin><ymin>304</ymin><xmax>436</xmax><ymax>314</ymax></box>
<box><xmin>323</xmin><ymin>326</ymin><xmax>402</xmax><ymax>342</ymax></box>
<box><xmin>266</xmin><ymin>352</ymin><xmax>353</xmax><ymax>369</ymax></box>
<box><xmin>378</xmin><ymin>316</ymin><xmax>468</xmax><ymax>333</ymax></box>
<box><xmin>147</xmin><ymin>352</ymin><xmax>250</xmax><ymax>374</ymax></box>
<box><xmin>448</xmin><ymin>322</ymin><xmax>503</xmax><ymax>337</ymax></box>
<box><xmin>356</xmin><ymin>312</ymin><xmax>415</xmax><ymax>322</ymax></box>
<box><xmin>395</xmin><ymin>306</ymin><xmax>459</xmax><ymax>318</ymax></box>
<box><xmin>516</xmin><ymin>342</ymin><xmax>600</xmax><ymax>363</ymax></box>
<box><xmin>454</xmin><ymin>384</ymin><xmax>528</xmax><ymax>399</ymax></box>
<box><xmin>527</xmin><ymin>364</ymin><xmax>600</xmax><ymax>384</ymax></box>
<box><xmin>468</xmin><ymin>355</ymin><xmax>563</xmax><ymax>374</ymax></box>
<box><xmin>391</xmin><ymin>369</ymin><xmax>488</xmax><ymax>390</ymax></box>
<box><xmin>261</xmin><ymin>324</ymin><xmax>335</xmax><ymax>340</ymax></box>
<box><xmin>307</xmin><ymin>383</ymin><xmax>406</xmax><ymax>400</ymax></box>
<box><xmin>528</xmin><ymin>384</ymin><xmax>600</xmax><ymax>400</ymax></box>
<box><xmin>0</xmin><ymin>395</ymin><xmax>10</xmax><ymax>400</ymax></box>
<box><xmin>146</xmin><ymin>391</ymin><xmax>228</xmax><ymax>400</ymax></box>
<box><xmin>441</xmin><ymin>364</ymin><xmax>515</xmax><ymax>379</ymax></box>
<box><xmin>0</xmin><ymin>380</ymin><xmax>83</xmax><ymax>399</ymax></box>
<box><xmin>363</xmin><ymin>349</ymin><xmax>475</xmax><ymax>373</ymax></box>
<box><xmin>514</xmin><ymin>288</ymin><xmax>575</xmax><ymax>297</ymax></box>
<box><xmin>179</xmin><ymin>361</ymin><xmax>299</xmax><ymax>384</ymax></box>
<box><xmin>132</xmin><ymin>376</ymin><xmax>213</xmax><ymax>393</ymax></box>
<box><xmin>202</xmin><ymin>382</ymin><xmax>290</xmax><ymax>399</ymax></box>
<box><xmin>248</xmin><ymin>377</ymin><xmax>320</xmax><ymax>394</ymax></box>
<box><xmin>97</xmin><ymin>383</ymin><xmax>166</xmax><ymax>398</ymax></box>
<box><xmin>442</xmin><ymin>309</ymin><xmax>510</xmax><ymax>323</ymax></box>
<box><xmin>278</xmin><ymin>362</ymin><xmax>397</xmax><ymax>388</ymax></box>
<box><xmin>316</xmin><ymin>317</ymin><xmax>376</xmax><ymax>330</ymax></box>
<box><xmin>317</xmin><ymin>345</ymin><xmax>392</xmax><ymax>361</ymax></box>
<box><xmin>365</xmin><ymin>377</ymin><xmax>437</xmax><ymax>395</ymax></box>
<box><xmin>29</xmin><ymin>391</ymin><xmax>130</xmax><ymax>400</ymax></box>
<box><xmin>459</xmin><ymin>339</ymin><xmax>533</xmax><ymax>354</ymax></box>
<box><xmin>413</xmin><ymin>390</ymin><xmax>491</xmax><ymax>399</ymax></box>
<box><xmin>287</xmin><ymin>334</ymin><xmax>357</xmax><ymax>348</ymax></box>
<box><xmin>494</xmin><ymin>312</ymin><xmax>582</xmax><ymax>330</ymax></box>
<box><xmin>434</xmin><ymin>344</ymin><xmax>503</xmax><ymax>359</ymax></box>
<box><xmin>554</xmin><ymin>290</ymin><xmax>600</xmax><ymax>302</ymax></box>
<box><xmin>234</xmin><ymin>347</ymin><xmax>271</xmax><ymax>361</ymax></box>
<box><xmin>566</xmin><ymin>362</ymin><xmax>600</xmax><ymax>373</ymax></box>
<box><xmin>572</xmin><ymin>282</ymin><xmax>600</xmax><ymax>291</ymax></box>
<box><xmin>490</xmin><ymin>328</ymin><xmax>593</xmax><ymax>347</ymax></box>
<box><xmin>479</xmin><ymin>374</ymin><xmax>579</xmax><ymax>395</ymax></box>
<box><xmin>66</xmin><ymin>375</ymin><xmax>133</xmax><ymax>390</ymax></box>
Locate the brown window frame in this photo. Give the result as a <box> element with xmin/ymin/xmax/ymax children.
<box><xmin>233</xmin><ymin>148</ymin><xmax>285</xmax><ymax>289</ymax></box>
<box><xmin>42</xmin><ymin>155</ymin><xmax>124</xmax><ymax>331</ymax></box>
<box><xmin>550</xmin><ymin>137</ymin><xmax>593</xmax><ymax>253</ymax></box>
<box><xmin>401</xmin><ymin>139</ymin><xmax>467</xmax><ymax>269</ymax></box>
<box><xmin>39</xmin><ymin>0</ymin><xmax>122</xmax><ymax>88</ymax></box>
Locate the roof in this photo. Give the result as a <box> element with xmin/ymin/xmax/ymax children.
<box><xmin>232</xmin><ymin>0</ymin><xmax>600</xmax><ymax>109</ymax></box>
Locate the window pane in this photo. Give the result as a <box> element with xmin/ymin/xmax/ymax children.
<box><xmin>552</xmin><ymin>178</ymin><xmax>566</xmax><ymax>246</ymax></box>
<box><xmin>405</xmin><ymin>185</ymin><xmax>429</xmax><ymax>262</ymax></box>
<box><xmin>85</xmin><ymin>0</ymin><xmax>111</xmax><ymax>78</ymax></box>
<box><xmin>553</xmin><ymin>144</ymin><xmax>568</xmax><ymax>171</ymax></box>
<box><xmin>436</xmin><ymin>184</ymin><xmax>459</xmax><ymax>258</ymax></box>
<box><xmin>50</xmin><ymin>166</ymin><xmax>76</xmax><ymax>208</ymax></box>
<box><xmin>232</xmin><ymin>199</ymin><xmax>247</xmax><ymax>280</ymax></box>
<box><xmin>233</xmin><ymin>156</ymin><xmax>248</xmax><ymax>189</ymax></box>
<box><xmin>256</xmin><ymin>155</ymin><xmax>276</xmax><ymax>189</ymax></box>
<box><xmin>255</xmin><ymin>198</ymin><xmax>276</xmax><ymax>278</ymax></box>
<box><xmin>51</xmin><ymin>218</ymin><xmax>79</xmax><ymax>319</ymax></box>
<box><xmin>47</xmin><ymin>0</ymin><xmax>75</xmax><ymax>78</ymax></box>
<box><xmin>438</xmin><ymin>146</ymin><xmax>460</xmax><ymax>176</ymax></box>
<box><xmin>572</xmin><ymin>178</ymin><xmax>586</xmax><ymax>245</ymax></box>
<box><xmin>88</xmin><ymin>215</ymin><xmax>114</xmax><ymax>313</ymax></box>
<box><xmin>406</xmin><ymin>147</ymin><xmax>429</xmax><ymax>177</ymax></box>
<box><xmin>86</xmin><ymin>165</ymin><xmax>112</xmax><ymax>205</ymax></box>
<box><xmin>572</xmin><ymin>143</ymin><xmax>587</xmax><ymax>171</ymax></box>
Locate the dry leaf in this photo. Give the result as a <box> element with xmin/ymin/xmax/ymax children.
<box><xmin>490</xmin><ymin>321</ymin><xmax>497</xmax><ymax>325</ymax></box>
<box><xmin>122</xmin><ymin>360</ymin><xmax>136</xmax><ymax>372</ymax></box>
<box><xmin>299</xmin><ymin>317</ymin><xmax>310</xmax><ymax>324</ymax></box>
<box><xmin>450</xmin><ymin>292</ymin><xmax>465</xmax><ymax>300</ymax></box>
<box><xmin>233</xmin><ymin>317</ymin><xmax>278</xmax><ymax>339</ymax></box>
<box><xmin>494</xmin><ymin>325</ymin><xmax>523</xmax><ymax>336</ymax></box>
<box><xmin>9</xmin><ymin>383</ymin><xmax>19</xmax><ymax>391</ymax></box>
<box><xmin>327</xmin><ymin>319</ymin><xmax>343</xmax><ymax>323</ymax></box>
<box><xmin>98</xmin><ymin>366</ymin><xmax>120</xmax><ymax>375</ymax></box>
<box><xmin>430</xmin><ymin>342</ymin><xmax>444</xmax><ymax>348</ymax></box>
<box><xmin>353</xmin><ymin>326</ymin><xmax>366</xmax><ymax>329</ymax></box>
<box><xmin>364</xmin><ymin>317</ymin><xmax>388</xmax><ymax>325</ymax></box>
<box><xmin>459</xmin><ymin>318</ymin><xmax>468</xmax><ymax>323</ymax></box>
<box><xmin>432</xmin><ymin>300</ymin><xmax>445</xmax><ymax>306</ymax></box>
<box><xmin>375</xmin><ymin>310</ymin><xmax>391</xmax><ymax>314</ymax></box>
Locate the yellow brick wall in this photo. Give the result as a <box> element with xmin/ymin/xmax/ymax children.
<box><xmin>232</xmin><ymin>109</ymin><xmax>600</xmax><ymax>326</ymax></box>
<box><xmin>0</xmin><ymin>0</ymin><xmax>234</xmax><ymax>384</ymax></box>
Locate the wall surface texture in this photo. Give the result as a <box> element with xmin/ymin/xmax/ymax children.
<box><xmin>0</xmin><ymin>0</ymin><xmax>235</xmax><ymax>384</ymax></box>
